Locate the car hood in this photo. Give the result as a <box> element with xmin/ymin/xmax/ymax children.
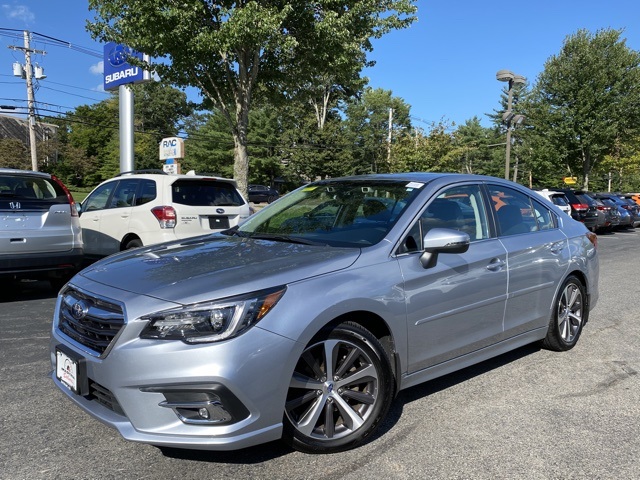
<box><xmin>78</xmin><ymin>235</ymin><xmax>360</xmax><ymax>304</ymax></box>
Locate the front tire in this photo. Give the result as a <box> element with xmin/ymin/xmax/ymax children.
<box><xmin>283</xmin><ymin>322</ymin><xmax>394</xmax><ymax>453</ymax></box>
<box><xmin>542</xmin><ymin>276</ymin><xmax>587</xmax><ymax>351</ymax></box>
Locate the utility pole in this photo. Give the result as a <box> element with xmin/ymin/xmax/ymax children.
<box><xmin>387</xmin><ymin>107</ymin><xmax>393</xmax><ymax>166</ymax></box>
<box><xmin>9</xmin><ymin>30</ymin><xmax>46</xmax><ymax>171</ymax></box>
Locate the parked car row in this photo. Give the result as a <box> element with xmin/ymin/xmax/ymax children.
<box><xmin>535</xmin><ymin>188</ymin><xmax>640</xmax><ymax>233</ymax></box>
<box><xmin>1</xmin><ymin>169</ymin><xmax>259</xmax><ymax>288</ymax></box>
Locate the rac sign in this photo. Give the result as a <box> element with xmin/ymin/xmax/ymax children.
<box><xmin>159</xmin><ymin>137</ymin><xmax>185</xmax><ymax>160</ymax></box>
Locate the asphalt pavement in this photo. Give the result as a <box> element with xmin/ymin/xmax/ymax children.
<box><xmin>0</xmin><ymin>229</ymin><xmax>638</xmax><ymax>479</ymax></box>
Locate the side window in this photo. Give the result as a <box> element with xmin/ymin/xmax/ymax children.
<box><xmin>532</xmin><ymin>199</ymin><xmax>556</xmax><ymax>230</ymax></box>
<box><xmin>136</xmin><ymin>179</ymin><xmax>157</xmax><ymax>206</ymax></box>
<box><xmin>490</xmin><ymin>185</ymin><xmax>543</xmax><ymax>236</ymax></box>
<box><xmin>398</xmin><ymin>184</ymin><xmax>489</xmax><ymax>253</ymax></box>
<box><xmin>109</xmin><ymin>179</ymin><xmax>138</xmax><ymax>208</ymax></box>
<box><xmin>82</xmin><ymin>182</ymin><xmax>115</xmax><ymax>212</ymax></box>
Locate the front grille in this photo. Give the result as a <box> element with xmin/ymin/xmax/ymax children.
<box><xmin>90</xmin><ymin>380</ymin><xmax>125</xmax><ymax>416</ymax></box>
<box><xmin>58</xmin><ymin>287</ymin><xmax>125</xmax><ymax>355</ymax></box>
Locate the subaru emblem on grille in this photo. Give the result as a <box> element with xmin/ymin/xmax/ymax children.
<box><xmin>10</xmin><ymin>201</ymin><xmax>21</xmax><ymax>209</ymax></box>
<box><xmin>216</xmin><ymin>208</ymin><xmax>225</xmax><ymax>214</ymax></box>
<box><xmin>71</xmin><ymin>300</ymin><xmax>89</xmax><ymax>320</ymax></box>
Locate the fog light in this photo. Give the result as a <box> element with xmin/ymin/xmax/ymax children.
<box><xmin>141</xmin><ymin>384</ymin><xmax>249</xmax><ymax>426</ymax></box>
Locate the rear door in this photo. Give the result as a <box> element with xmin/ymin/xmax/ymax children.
<box><xmin>0</xmin><ymin>173</ymin><xmax>75</xmax><ymax>255</ymax></box>
<box><xmin>170</xmin><ymin>178</ymin><xmax>251</xmax><ymax>238</ymax></box>
<box><xmin>489</xmin><ymin>184</ymin><xmax>570</xmax><ymax>338</ymax></box>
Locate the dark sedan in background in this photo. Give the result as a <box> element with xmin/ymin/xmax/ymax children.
<box><xmin>557</xmin><ymin>189</ymin><xmax>599</xmax><ymax>231</ymax></box>
<box><xmin>248</xmin><ymin>184</ymin><xmax>279</xmax><ymax>204</ymax></box>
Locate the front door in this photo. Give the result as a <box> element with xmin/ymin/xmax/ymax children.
<box><xmin>398</xmin><ymin>184</ymin><xmax>509</xmax><ymax>373</ymax></box>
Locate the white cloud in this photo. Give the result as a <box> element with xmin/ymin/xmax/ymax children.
<box><xmin>90</xmin><ymin>61</ymin><xmax>104</xmax><ymax>75</ymax></box>
<box><xmin>1</xmin><ymin>4</ymin><xmax>35</xmax><ymax>24</ymax></box>
<box><xmin>93</xmin><ymin>83</ymin><xmax>105</xmax><ymax>93</ymax></box>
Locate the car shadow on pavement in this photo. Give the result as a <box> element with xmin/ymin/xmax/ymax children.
<box><xmin>158</xmin><ymin>343</ymin><xmax>541</xmax><ymax>463</ymax></box>
<box><xmin>0</xmin><ymin>279</ymin><xmax>58</xmax><ymax>302</ymax></box>
<box><xmin>159</xmin><ymin>441</ymin><xmax>294</xmax><ymax>464</ymax></box>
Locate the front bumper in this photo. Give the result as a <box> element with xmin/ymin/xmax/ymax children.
<box><xmin>50</xmin><ymin>292</ymin><xmax>300</xmax><ymax>451</ymax></box>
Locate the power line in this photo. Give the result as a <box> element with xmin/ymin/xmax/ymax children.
<box><xmin>1</xmin><ymin>28</ymin><xmax>103</xmax><ymax>58</ymax></box>
<box><xmin>39</xmin><ymin>85</ymin><xmax>107</xmax><ymax>102</ymax></box>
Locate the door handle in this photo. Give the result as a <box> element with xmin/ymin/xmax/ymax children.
<box><xmin>486</xmin><ymin>258</ymin><xmax>506</xmax><ymax>271</ymax></box>
<box><xmin>549</xmin><ymin>242</ymin><xmax>565</xmax><ymax>254</ymax></box>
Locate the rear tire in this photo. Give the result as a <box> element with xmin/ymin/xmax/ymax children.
<box><xmin>124</xmin><ymin>238</ymin><xmax>142</xmax><ymax>250</ymax></box>
<box><xmin>283</xmin><ymin>322</ymin><xmax>394</xmax><ymax>453</ymax></box>
<box><xmin>542</xmin><ymin>276</ymin><xmax>587</xmax><ymax>351</ymax></box>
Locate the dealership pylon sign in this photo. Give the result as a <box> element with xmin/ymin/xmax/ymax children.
<box><xmin>103</xmin><ymin>42</ymin><xmax>151</xmax><ymax>91</ymax></box>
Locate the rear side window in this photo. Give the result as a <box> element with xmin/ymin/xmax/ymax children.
<box><xmin>490</xmin><ymin>185</ymin><xmax>555</xmax><ymax>236</ymax></box>
<box><xmin>136</xmin><ymin>179</ymin><xmax>156</xmax><ymax>206</ymax></box>
<box><xmin>172</xmin><ymin>179</ymin><xmax>245</xmax><ymax>207</ymax></box>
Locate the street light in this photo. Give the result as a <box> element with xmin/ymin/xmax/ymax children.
<box><xmin>496</xmin><ymin>70</ymin><xmax>526</xmax><ymax>180</ymax></box>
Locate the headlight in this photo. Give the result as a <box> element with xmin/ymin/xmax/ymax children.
<box><xmin>140</xmin><ymin>286</ymin><xmax>286</xmax><ymax>343</ymax></box>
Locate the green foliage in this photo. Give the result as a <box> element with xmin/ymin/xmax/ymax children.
<box><xmin>0</xmin><ymin>138</ymin><xmax>30</xmax><ymax>169</ymax></box>
<box><xmin>87</xmin><ymin>0</ymin><xmax>417</xmax><ymax>195</ymax></box>
<box><xmin>182</xmin><ymin>112</ymin><xmax>235</xmax><ymax>177</ymax></box>
<box><xmin>45</xmin><ymin>82</ymin><xmax>192</xmax><ymax>187</ymax></box>
<box><xmin>344</xmin><ymin>87</ymin><xmax>412</xmax><ymax>174</ymax></box>
<box><xmin>525</xmin><ymin>28</ymin><xmax>640</xmax><ymax>189</ymax></box>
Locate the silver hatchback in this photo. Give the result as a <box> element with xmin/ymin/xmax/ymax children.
<box><xmin>50</xmin><ymin>173</ymin><xmax>599</xmax><ymax>453</ymax></box>
<box><xmin>1</xmin><ymin>168</ymin><xmax>83</xmax><ymax>290</ymax></box>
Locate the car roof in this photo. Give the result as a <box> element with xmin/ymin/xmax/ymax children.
<box><xmin>0</xmin><ymin>168</ymin><xmax>52</xmax><ymax>179</ymax></box>
<box><xmin>536</xmin><ymin>189</ymin><xmax>564</xmax><ymax>196</ymax></box>
<box><xmin>313</xmin><ymin>172</ymin><xmax>498</xmax><ymax>184</ymax></box>
<box><xmin>107</xmin><ymin>170</ymin><xmax>238</xmax><ymax>186</ymax></box>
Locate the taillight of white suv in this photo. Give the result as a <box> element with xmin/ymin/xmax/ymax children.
<box><xmin>151</xmin><ymin>206</ymin><xmax>177</xmax><ymax>228</ymax></box>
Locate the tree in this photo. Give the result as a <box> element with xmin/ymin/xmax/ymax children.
<box><xmin>87</xmin><ymin>0</ymin><xmax>417</xmax><ymax>196</ymax></box>
<box><xmin>345</xmin><ymin>87</ymin><xmax>412</xmax><ymax>174</ymax></box>
<box><xmin>525</xmin><ymin>28</ymin><xmax>640</xmax><ymax>190</ymax></box>
<box><xmin>0</xmin><ymin>138</ymin><xmax>29</xmax><ymax>169</ymax></box>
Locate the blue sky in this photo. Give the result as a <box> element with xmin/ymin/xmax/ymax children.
<box><xmin>2</xmin><ymin>0</ymin><xmax>640</xmax><ymax>130</ymax></box>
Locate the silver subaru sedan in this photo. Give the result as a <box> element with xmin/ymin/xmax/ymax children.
<box><xmin>50</xmin><ymin>173</ymin><xmax>599</xmax><ymax>454</ymax></box>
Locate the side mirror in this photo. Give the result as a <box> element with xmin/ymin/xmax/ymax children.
<box><xmin>420</xmin><ymin>228</ymin><xmax>470</xmax><ymax>269</ymax></box>
<box><xmin>76</xmin><ymin>202</ymin><xmax>83</xmax><ymax>215</ymax></box>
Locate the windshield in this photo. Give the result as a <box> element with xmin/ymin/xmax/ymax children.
<box><xmin>235</xmin><ymin>179</ymin><xmax>424</xmax><ymax>247</ymax></box>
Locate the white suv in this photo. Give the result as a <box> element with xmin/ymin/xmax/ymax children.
<box><xmin>535</xmin><ymin>189</ymin><xmax>572</xmax><ymax>216</ymax></box>
<box><xmin>79</xmin><ymin>171</ymin><xmax>251</xmax><ymax>257</ymax></box>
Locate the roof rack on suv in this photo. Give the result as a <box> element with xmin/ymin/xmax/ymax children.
<box><xmin>116</xmin><ymin>169</ymin><xmax>168</xmax><ymax>176</ymax></box>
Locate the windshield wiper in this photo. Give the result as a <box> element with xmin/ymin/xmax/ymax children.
<box><xmin>247</xmin><ymin>233</ymin><xmax>328</xmax><ymax>246</ymax></box>
<box><xmin>221</xmin><ymin>226</ymin><xmax>251</xmax><ymax>237</ymax></box>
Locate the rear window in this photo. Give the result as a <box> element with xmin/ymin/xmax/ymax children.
<box><xmin>576</xmin><ymin>194</ymin><xmax>597</xmax><ymax>206</ymax></box>
<box><xmin>0</xmin><ymin>173</ymin><xmax>68</xmax><ymax>209</ymax></box>
<box><xmin>550</xmin><ymin>195</ymin><xmax>569</xmax><ymax>207</ymax></box>
<box><xmin>171</xmin><ymin>179</ymin><xmax>245</xmax><ymax>207</ymax></box>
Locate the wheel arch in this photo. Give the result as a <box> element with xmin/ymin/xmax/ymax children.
<box><xmin>314</xmin><ymin>310</ymin><xmax>400</xmax><ymax>394</ymax></box>
<box><xmin>120</xmin><ymin>233</ymin><xmax>142</xmax><ymax>251</ymax></box>
<box><xmin>566</xmin><ymin>269</ymin><xmax>591</xmax><ymax>319</ymax></box>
